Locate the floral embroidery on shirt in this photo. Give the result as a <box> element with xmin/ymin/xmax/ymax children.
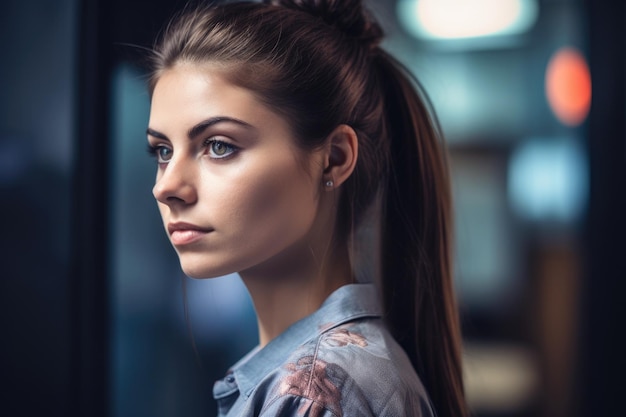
<box><xmin>321</xmin><ymin>327</ymin><xmax>368</xmax><ymax>348</ymax></box>
<box><xmin>279</xmin><ymin>355</ymin><xmax>345</xmax><ymax>417</ymax></box>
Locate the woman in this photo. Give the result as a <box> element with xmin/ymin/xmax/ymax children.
<box><xmin>146</xmin><ymin>0</ymin><xmax>467</xmax><ymax>416</ymax></box>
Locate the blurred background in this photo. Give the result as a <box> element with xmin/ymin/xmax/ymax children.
<box><xmin>1</xmin><ymin>0</ymin><xmax>624</xmax><ymax>416</ymax></box>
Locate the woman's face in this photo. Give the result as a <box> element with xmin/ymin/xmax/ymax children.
<box><xmin>148</xmin><ymin>64</ymin><xmax>325</xmax><ymax>278</ymax></box>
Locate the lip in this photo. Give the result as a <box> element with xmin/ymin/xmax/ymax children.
<box><xmin>167</xmin><ymin>222</ymin><xmax>213</xmax><ymax>246</ymax></box>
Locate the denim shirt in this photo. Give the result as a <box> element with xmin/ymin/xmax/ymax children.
<box><xmin>213</xmin><ymin>283</ymin><xmax>435</xmax><ymax>416</ymax></box>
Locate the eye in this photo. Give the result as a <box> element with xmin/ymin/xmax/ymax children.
<box><xmin>157</xmin><ymin>146</ymin><xmax>173</xmax><ymax>162</ymax></box>
<box><xmin>204</xmin><ymin>138</ymin><xmax>238</xmax><ymax>159</ymax></box>
<box><xmin>147</xmin><ymin>144</ymin><xmax>173</xmax><ymax>164</ymax></box>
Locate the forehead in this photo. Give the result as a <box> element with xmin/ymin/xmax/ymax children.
<box><xmin>149</xmin><ymin>63</ymin><xmax>281</xmax><ymax>133</ymax></box>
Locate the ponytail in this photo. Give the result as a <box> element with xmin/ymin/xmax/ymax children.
<box><xmin>376</xmin><ymin>51</ymin><xmax>468</xmax><ymax>417</ymax></box>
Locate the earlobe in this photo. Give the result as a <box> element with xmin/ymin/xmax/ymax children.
<box><xmin>322</xmin><ymin>124</ymin><xmax>359</xmax><ymax>189</ymax></box>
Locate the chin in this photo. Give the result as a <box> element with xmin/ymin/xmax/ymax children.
<box><xmin>178</xmin><ymin>253</ymin><xmax>239</xmax><ymax>279</ymax></box>
<box><xmin>180</xmin><ymin>262</ymin><xmax>236</xmax><ymax>279</ymax></box>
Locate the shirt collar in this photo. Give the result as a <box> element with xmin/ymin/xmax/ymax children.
<box><xmin>231</xmin><ymin>283</ymin><xmax>382</xmax><ymax>398</ymax></box>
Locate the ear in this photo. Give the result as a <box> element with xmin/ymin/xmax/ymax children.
<box><xmin>322</xmin><ymin>124</ymin><xmax>358</xmax><ymax>189</ymax></box>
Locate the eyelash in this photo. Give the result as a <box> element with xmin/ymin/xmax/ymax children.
<box><xmin>146</xmin><ymin>138</ymin><xmax>239</xmax><ymax>163</ymax></box>
<box><xmin>146</xmin><ymin>143</ymin><xmax>167</xmax><ymax>162</ymax></box>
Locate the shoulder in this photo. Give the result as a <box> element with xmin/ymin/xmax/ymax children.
<box><xmin>257</xmin><ymin>319</ymin><xmax>435</xmax><ymax>417</ymax></box>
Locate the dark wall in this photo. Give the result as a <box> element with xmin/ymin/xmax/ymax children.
<box><xmin>0</xmin><ymin>1</ymin><xmax>75</xmax><ymax>416</ymax></box>
<box><xmin>583</xmin><ymin>0</ymin><xmax>626</xmax><ymax>415</ymax></box>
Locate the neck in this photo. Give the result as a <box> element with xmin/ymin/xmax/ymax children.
<box><xmin>239</xmin><ymin>241</ymin><xmax>353</xmax><ymax>347</ymax></box>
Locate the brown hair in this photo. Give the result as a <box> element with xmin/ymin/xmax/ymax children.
<box><xmin>149</xmin><ymin>1</ymin><xmax>467</xmax><ymax>416</ymax></box>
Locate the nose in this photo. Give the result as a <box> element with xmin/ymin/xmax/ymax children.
<box><xmin>152</xmin><ymin>159</ymin><xmax>198</xmax><ymax>207</ymax></box>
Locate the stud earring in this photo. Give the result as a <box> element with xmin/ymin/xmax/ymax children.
<box><xmin>325</xmin><ymin>180</ymin><xmax>334</xmax><ymax>188</ymax></box>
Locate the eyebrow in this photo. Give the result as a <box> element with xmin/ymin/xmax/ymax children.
<box><xmin>146</xmin><ymin>116</ymin><xmax>255</xmax><ymax>141</ymax></box>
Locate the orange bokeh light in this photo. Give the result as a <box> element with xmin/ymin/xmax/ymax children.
<box><xmin>545</xmin><ymin>47</ymin><xmax>592</xmax><ymax>127</ymax></box>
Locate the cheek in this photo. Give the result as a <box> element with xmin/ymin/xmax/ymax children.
<box><xmin>224</xmin><ymin>156</ymin><xmax>320</xmax><ymax>256</ymax></box>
